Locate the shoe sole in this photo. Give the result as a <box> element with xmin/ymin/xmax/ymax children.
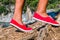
<box><xmin>33</xmin><ymin>17</ymin><xmax>59</xmax><ymax>26</ymax></box>
<box><xmin>10</xmin><ymin>23</ymin><xmax>32</xmax><ymax>32</ymax></box>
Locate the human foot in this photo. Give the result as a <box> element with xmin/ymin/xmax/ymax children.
<box><xmin>10</xmin><ymin>19</ymin><xmax>32</xmax><ymax>32</ymax></box>
<box><xmin>33</xmin><ymin>12</ymin><xmax>59</xmax><ymax>26</ymax></box>
<box><xmin>36</xmin><ymin>11</ymin><xmax>49</xmax><ymax>17</ymax></box>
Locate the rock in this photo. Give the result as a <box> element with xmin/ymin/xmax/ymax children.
<box><xmin>57</xmin><ymin>4</ymin><xmax>60</xmax><ymax>8</ymax></box>
<box><xmin>0</xmin><ymin>6</ymin><xmax>60</xmax><ymax>40</ymax></box>
<box><xmin>26</xmin><ymin>6</ymin><xmax>33</xmax><ymax>21</ymax></box>
<box><xmin>0</xmin><ymin>12</ymin><xmax>60</xmax><ymax>40</ymax></box>
<box><xmin>0</xmin><ymin>20</ymin><xmax>47</xmax><ymax>40</ymax></box>
<box><xmin>0</xmin><ymin>35</ymin><xmax>6</xmax><ymax>40</ymax></box>
<box><xmin>35</xmin><ymin>13</ymin><xmax>60</xmax><ymax>40</ymax></box>
<box><xmin>0</xmin><ymin>21</ymin><xmax>41</xmax><ymax>40</ymax></box>
<box><xmin>57</xmin><ymin>13</ymin><xmax>60</xmax><ymax>24</ymax></box>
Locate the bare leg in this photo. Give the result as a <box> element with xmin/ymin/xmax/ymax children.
<box><xmin>36</xmin><ymin>0</ymin><xmax>48</xmax><ymax>17</ymax></box>
<box><xmin>13</xmin><ymin>0</ymin><xmax>24</xmax><ymax>25</ymax></box>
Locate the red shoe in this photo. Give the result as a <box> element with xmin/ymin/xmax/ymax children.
<box><xmin>10</xmin><ymin>19</ymin><xmax>32</xmax><ymax>32</ymax></box>
<box><xmin>33</xmin><ymin>12</ymin><xmax>59</xmax><ymax>26</ymax></box>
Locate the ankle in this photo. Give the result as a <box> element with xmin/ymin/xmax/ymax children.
<box><xmin>36</xmin><ymin>10</ymin><xmax>46</xmax><ymax>13</ymax></box>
